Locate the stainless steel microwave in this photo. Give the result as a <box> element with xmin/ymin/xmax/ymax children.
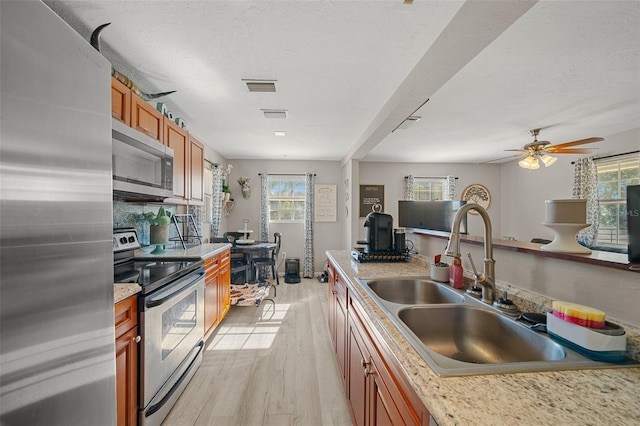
<box><xmin>112</xmin><ymin>119</ymin><xmax>173</xmax><ymax>201</ymax></box>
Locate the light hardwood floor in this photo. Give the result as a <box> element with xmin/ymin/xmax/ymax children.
<box><xmin>163</xmin><ymin>278</ymin><xmax>353</xmax><ymax>426</ymax></box>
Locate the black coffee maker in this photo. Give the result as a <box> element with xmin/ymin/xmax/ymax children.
<box><xmin>361</xmin><ymin>212</ymin><xmax>393</xmax><ymax>252</ymax></box>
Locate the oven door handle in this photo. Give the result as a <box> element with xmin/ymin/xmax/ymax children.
<box><xmin>145</xmin><ymin>340</ymin><xmax>204</xmax><ymax>418</ymax></box>
<box><xmin>145</xmin><ymin>269</ymin><xmax>205</xmax><ymax>308</ymax></box>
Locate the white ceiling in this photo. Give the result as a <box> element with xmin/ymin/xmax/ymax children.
<box><xmin>46</xmin><ymin>0</ymin><xmax>640</xmax><ymax>165</ymax></box>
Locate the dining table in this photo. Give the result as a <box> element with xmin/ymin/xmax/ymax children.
<box><xmin>231</xmin><ymin>240</ymin><xmax>277</xmax><ymax>283</ymax></box>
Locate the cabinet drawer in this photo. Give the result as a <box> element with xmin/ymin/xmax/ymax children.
<box><xmin>114</xmin><ymin>296</ymin><xmax>137</xmax><ymax>339</ymax></box>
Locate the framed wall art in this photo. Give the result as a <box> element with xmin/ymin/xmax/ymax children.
<box><xmin>461</xmin><ymin>183</ymin><xmax>491</xmax><ymax>214</ymax></box>
<box><xmin>314</xmin><ymin>184</ymin><xmax>337</xmax><ymax>222</ymax></box>
<box><xmin>359</xmin><ymin>184</ymin><xmax>384</xmax><ymax>217</ymax></box>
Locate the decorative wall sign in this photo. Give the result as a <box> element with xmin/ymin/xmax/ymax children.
<box><xmin>314</xmin><ymin>184</ymin><xmax>337</xmax><ymax>222</ymax></box>
<box><xmin>461</xmin><ymin>183</ymin><xmax>491</xmax><ymax>214</ymax></box>
<box><xmin>359</xmin><ymin>184</ymin><xmax>385</xmax><ymax>217</ymax></box>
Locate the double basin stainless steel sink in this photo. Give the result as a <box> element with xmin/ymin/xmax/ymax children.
<box><xmin>357</xmin><ymin>277</ymin><xmax>636</xmax><ymax>376</ymax></box>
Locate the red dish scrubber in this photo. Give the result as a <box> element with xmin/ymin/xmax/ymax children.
<box><xmin>552</xmin><ymin>301</ymin><xmax>605</xmax><ymax>329</ymax></box>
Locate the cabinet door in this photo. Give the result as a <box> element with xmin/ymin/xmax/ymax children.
<box><xmin>131</xmin><ymin>95</ymin><xmax>163</xmax><ymax>142</ymax></box>
<box><xmin>164</xmin><ymin>117</ymin><xmax>188</xmax><ymax>199</ymax></box>
<box><xmin>327</xmin><ymin>263</ymin><xmax>336</xmax><ymax>336</ymax></box>
<box><xmin>336</xmin><ymin>296</ymin><xmax>347</xmax><ymax>384</ymax></box>
<box><xmin>204</xmin><ymin>255</ymin><xmax>220</xmax><ymax>335</ymax></box>
<box><xmin>189</xmin><ymin>135</ymin><xmax>205</xmax><ymax>203</ymax></box>
<box><xmin>115</xmin><ymin>326</ymin><xmax>138</xmax><ymax>426</ymax></box>
<box><xmin>205</xmin><ymin>276</ymin><xmax>219</xmax><ymax>334</ymax></box>
<box><xmin>370</xmin><ymin>357</ymin><xmax>404</xmax><ymax>426</ymax></box>
<box><xmin>218</xmin><ymin>250</ymin><xmax>231</xmax><ymax>321</ymax></box>
<box><xmin>111</xmin><ymin>77</ymin><xmax>131</xmax><ymax>125</ymax></box>
<box><xmin>348</xmin><ymin>326</ymin><xmax>368</xmax><ymax>426</ymax></box>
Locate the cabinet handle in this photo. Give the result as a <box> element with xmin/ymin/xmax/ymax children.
<box><xmin>134</xmin><ymin>335</ymin><xmax>141</xmax><ymax>343</ymax></box>
<box><xmin>361</xmin><ymin>359</ymin><xmax>370</xmax><ymax>369</ymax></box>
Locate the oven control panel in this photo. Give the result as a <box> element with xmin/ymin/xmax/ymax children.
<box><xmin>113</xmin><ymin>230</ymin><xmax>141</xmax><ymax>252</ymax></box>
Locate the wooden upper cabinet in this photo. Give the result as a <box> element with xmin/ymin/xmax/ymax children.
<box><xmin>111</xmin><ymin>77</ymin><xmax>131</xmax><ymax>126</ymax></box>
<box><xmin>189</xmin><ymin>135</ymin><xmax>205</xmax><ymax>203</ymax></box>
<box><xmin>163</xmin><ymin>117</ymin><xmax>188</xmax><ymax>200</ymax></box>
<box><xmin>131</xmin><ymin>94</ymin><xmax>163</xmax><ymax>143</ymax></box>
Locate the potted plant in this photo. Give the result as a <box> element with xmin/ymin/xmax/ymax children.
<box><xmin>222</xmin><ymin>183</ymin><xmax>231</xmax><ymax>202</ymax></box>
<box><xmin>144</xmin><ymin>206</ymin><xmax>172</xmax><ymax>253</ymax></box>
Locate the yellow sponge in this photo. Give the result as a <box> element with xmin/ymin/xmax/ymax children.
<box><xmin>552</xmin><ymin>301</ymin><xmax>605</xmax><ymax>329</ymax></box>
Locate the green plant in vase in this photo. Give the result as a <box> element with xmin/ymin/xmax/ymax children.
<box><xmin>144</xmin><ymin>206</ymin><xmax>172</xmax><ymax>253</ymax></box>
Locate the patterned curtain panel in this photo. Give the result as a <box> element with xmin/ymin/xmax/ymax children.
<box><xmin>211</xmin><ymin>165</ymin><xmax>223</xmax><ymax>237</ymax></box>
<box><xmin>443</xmin><ymin>175</ymin><xmax>456</xmax><ymax>201</ymax></box>
<box><xmin>404</xmin><ymin>175</ymin><xmax>415</xmax><ymax>200</ymax></box>
<box><xmin>303</xmin><ymin>173</ymin><xmax>315</xmax><ymax>278</ymax></box>
<box><xmin>573</xmin><ymin>157</ymin><xmax>599</xmax><ymax>246</ymax></box>
<box><xmin>260</xmin><ymin>172</ymin><xmax>269</xmax><ymax>243</ymax></box>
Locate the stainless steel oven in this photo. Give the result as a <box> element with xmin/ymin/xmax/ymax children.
<box><xmin>138</xmin><ymin>267</ymin><xmax>205</xmax><ymax>426</ymax></box>
<box><xmin>113</xmin><ymin>229</ymin><xmax>205</xmax><ymax>426</ymax></box>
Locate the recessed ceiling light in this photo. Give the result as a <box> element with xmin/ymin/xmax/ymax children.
<box><xmin>274</xmin><ymin>131</ymin><xmax>286</xmax><ymax>137</ymax></box>
<box><xmin>243</xmin><ymin>79</ymin><xmax>277</xmax><ymax>92</ymax></box>
<box><xmin>262</xmin><ymin>109</ymin><xmax>288</xmax><ymax>119</ymax></box>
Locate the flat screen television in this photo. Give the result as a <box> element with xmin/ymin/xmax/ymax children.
<box><xmin>628</xmin><ymin>185</ymin><xmax>640</xmax><ymax>264</ymax></box>
<box><xmin>398</xmin><ymin>200</ymin><xmax>467</xmax><ymax>233</ymax></box>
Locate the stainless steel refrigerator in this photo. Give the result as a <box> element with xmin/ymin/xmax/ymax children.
<box><xmin>1</xmin><ymin>2</ymin><xmax>116</xmax><ymax>424</ymax></box>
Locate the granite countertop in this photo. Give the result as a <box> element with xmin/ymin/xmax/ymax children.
<box><xmin>134</xmin><ymin>243</ymin><xmax>231</xmax><ymax>260</ymax></box>
<box><xmin>114</xmin><ymin>283</ymin><xmax>141</xmax><ymax>304</ymax></box>
<box><xmin>327</xmin><ymin>250</ymin><xmax>640</xmax><ymax>425</ymax></box>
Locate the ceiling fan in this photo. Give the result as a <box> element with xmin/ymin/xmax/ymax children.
<box><xmin>504</xmin><ymin>129</ymin><xmax>603</xmax><ymax>170</ymax></box>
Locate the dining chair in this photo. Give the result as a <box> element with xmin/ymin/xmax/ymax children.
<box><xmin>221</xmin><ymin>232</ymin><xmax>251</xmax><ymax>284</ymax></box>
<box><xmin>252</xmin><ymin>232</ymin><xmax>281</xmax><ymax>285</ymax></box>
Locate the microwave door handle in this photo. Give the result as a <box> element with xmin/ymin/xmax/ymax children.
<box><xmin>146</xmin><ymin>270</ymin><xmax>205</xmax><ymax>308</ymax></box>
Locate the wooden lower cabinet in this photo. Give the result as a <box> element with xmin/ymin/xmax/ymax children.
<box><xmin>114</xmin><ymin>295</ymin><xmax>139</xmax><ymax>426</ymax></box>
<box><xmin>218</xmin><ymin>250</ymin><xmax>231</xmax><ymax>320</ymax></box>
<box><xmin>204</xmin><ymin>249</ymin><xmax>231</xmax><ymax>339</ymax></box>
<box><xmin>328</xmin><ymin>258</ymin><xmax>430</xmax><ymax>426</ymax></box>
<box><xmin>327</xmin><ymin>262</ymin><xmax>348</xmax><ymax>385</ymax></box>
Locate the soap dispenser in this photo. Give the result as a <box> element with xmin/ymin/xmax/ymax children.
<box><xmin>449</xmin><ymin>257</ymin><xmax>464</xmax><ymax>289</ymax></box>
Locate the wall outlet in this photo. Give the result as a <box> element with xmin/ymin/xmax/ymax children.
<box><xmin>282</xmin><ymin>252</ymin><xmax>286</xmax><ymax>259</ymax></box>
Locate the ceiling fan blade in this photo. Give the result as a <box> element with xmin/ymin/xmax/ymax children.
<box><xmin>548</xmin><ymin>148</ymin><xmax>597</xmax><ymax>154</ymax></box>
<box><xmin>504</xmin><ymin>149</ymin><xmax>528</xmax><ymax>152</ymax></box>
<box><xmin>548</xmin><ymin>137</ymin><xmax>604</xmax><ymax>150</ymax></box>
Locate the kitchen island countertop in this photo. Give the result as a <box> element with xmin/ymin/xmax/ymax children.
<box><xmin>327</xmin><ymin>250</ymin><xmax>640</xmax><ymax>426</ymax></box>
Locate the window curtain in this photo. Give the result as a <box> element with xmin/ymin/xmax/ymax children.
<box><xmin>404</xmin><ymin>175</ymin><xmax>415</xmax><ymax>200</ymax></box>
<box><xmin>443</xmin><ymin>175</ymin><xmax>456</xmax><ymax>201</ymax></box>
<box><xmin>303</xmin><ymin>173</ymin><xmax>315</xmax><ymax>278</ymax></box>
<box><xmin>573</xmin><ymin>157</ymin><xmax>599</xmax><ymax>246</ymax></box>
<box><xmin>211</xmin><ymin>165</ymin><xmax>223</xmax><ymax>237</ymax></box>
<box><xmin>259</xmin><ymin>172</ymin><xmax>269</xmax><ymax>243</ymax></box>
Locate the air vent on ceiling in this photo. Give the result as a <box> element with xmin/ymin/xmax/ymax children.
<box><xmin>262</xmin><ymin>109</ymin><xmax>288</xmax><ymax>119</ymax></box>
<box><xmin>244</xmin><ymin>80</ymin><xmax>277</xmax><ymax>92</ymax></box>
<box><xmin>395</xmin><ymin>116</ymin><xmax>421</xmax><ymax>130</ymax></box>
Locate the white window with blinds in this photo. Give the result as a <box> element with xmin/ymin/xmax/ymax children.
<box><xmin>413</xmin><ymin>177</ymin><xmax>445</xmax><ymax>201</ymax></box>
<box><xmin>596</xmin><ymin>154</ymin><xmax>640</xmax><ymax>247</ymax></box>
<box><xmin>267</xmin><ymin>175</ymin><xmax>306</xmax><ymax>223</ymax></box>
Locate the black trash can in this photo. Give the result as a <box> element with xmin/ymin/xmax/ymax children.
<box><xmin>284</xmin><ymin>258</ymin><xmax>301</xmax><ymax>284</ymax></box>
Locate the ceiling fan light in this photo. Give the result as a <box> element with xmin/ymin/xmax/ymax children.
<box><xmin>540</xmin><ymin>154</ymin><xmax>558</xmax><ymax>167</ymax></box>
<box><xmin>519</xmin><ymin>155</ymin><xmax>540</xmax><ymax>170</ymax></box>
